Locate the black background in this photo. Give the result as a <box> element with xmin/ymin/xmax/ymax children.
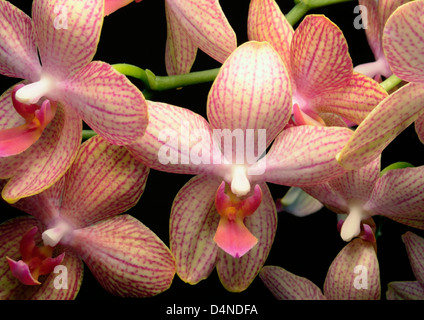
<box><xmin>1</xmin><ymin>0</ymin><xmax>424</xmax><ymax>306</ymax></box>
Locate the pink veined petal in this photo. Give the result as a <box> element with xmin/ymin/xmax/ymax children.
<box><xmin>310</xmin><ymin>73</ymin><xmax>388</xmax><ymax>126</ymax></box>
<box><xmin>247</xmin><ymin>0</ymin><xmax>294</xmax><ymax>72</ymax></box>
<box><xmin>337</xmin><ymin>82</ymin><xmax>424</xmax><ymax>170</ymax></box>
<box><xmin>127</xmin><ymin>101</ymin><xmax>222</xmax><ymax>177</ymax></box>
<box><xmin>71</xmin><ymin>215</ymin><xmax>176</xmax><ymax>298</ymax></box>
<box><xmin>1</xmin><ymin>103</ymin><xmax>82</xmax><ymax>204</ymax></box>
<box><xmin>0</xmin><ymin>216</ymin><xmax>82</xmax><ymax>300</ymax></box>
<box><xmin>302</xmin><ymin>183</ymin><xmax>348</xmax><ymax>215</ymax></box>
<box><xmin>386</xmin><ymin>281</ymin><xmax>424</xmax><ymax>300</ymax></box>
<box><xmin>378</xmin><ymin>0</ymin><xmax>411</xmax><ymax>37</ymax></box>
<box><xmin>164</xmin><ymin>1</ymin><xmax>198</xmax><ymax>76</ymax></box>
<box><xmin>104</xmin><ymin>0</ymin><xmax>141</xmax><ymax>16</ymax></box>
<box><xmin>32</xmin><ymin>0</ymin><xmax>104</xmax><ymax>79</ymax></box>
<box><xmin>402</xmin><ymin>232</ymin><xmax>424</xmax><ymax>287</ymax></box>
<box><xmin>324</xmin><ymin>238</ymin><xmax>380</xmax><ymax>300</ymax></box>
<box><xmin>207</xmin><ymin>41</ymin><xmax>292</xmax><ymax>147</ymax></box>
<box><xmin>216</xmin><ymin>183</ymin><xmax>277</xmax><ymax>292</ymax></box>
<box><xmin>166</xmin><ymin>0</ymin><xmax>237</xmax><ymax>66</ymax></box>
<box><xmin>291</xmin><ymin>15</ymin><xmax>353</xmax><ymax>98</ymax></box>
<box><xmin>259</xmin><ymin>266</ymin><xmax>326</xmax><ymax>300</ymax></box>
<box><xmin>383</xmin><ymin>1</ymin><xmax>424</xmax><ymax>83</ymax></box>
<box><xmin>59</xmin><ymin>135</ymin><xmax>149</xmax><ymax>228</ymax></box>
<box><xmin>365</xmin><ymin>167</ymin><xmax>424</xmax><ymax>230</ymax></box>
<box><xmin>415</xmin><ymin>113</ymin><xmax>424</xmax><ymax>144</ymax></box>
<box><xmin>61</xmin><ymin>61</ymin><xmax>148</xmax><ymax>145</ymax></box>
<box><xmin>264</xmin><ymin>126</ymin><xmax>352</xmax><ymax>186</ymax></box>
<box><xmin>359</xmin><ymin>0</ymin><xmax>381</xmax><ymax>59</ymax></box>
<box><xmin>0</xmin><ymin>1</ymin><xmax>41</xmax><ymax>81</ymax></box>
<box><xmin>170</xmin><ymin>175</ymin><xmax>222</xmax><ymax>285</ymax></box>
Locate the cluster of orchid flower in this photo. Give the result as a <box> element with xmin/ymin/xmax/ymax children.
<box><xmin>0</xmin><ymin>0</ymin><xmax>424</xmax><ymax>301</ymax></box>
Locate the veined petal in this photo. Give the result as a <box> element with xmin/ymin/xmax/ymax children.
<box><xmin>127</xmin><ymin>101</ymin><xmax>221</xmax><ymax>176</ymax></box>
<box><xmin>415</xmin><ymin>113</ymin><xmax>424</xmax><ymax>144</ymax></box>
<box><xmin>0</xmin><ymin>1</ymin><xmax>41</xmax><ymax>81</ymax></box>
<box><xmin>310</xmin><ymin>73</ymin><xmax>388</xmax><ymax>126</ymax></box>
<box><xmin>324</xmin><ymin>238</ymin><xmax>380</xmax><ymax>300</ymax></box>
<box><xmin>60</xmin><ymin>135</ymin><xmax>149</xmax><ymax>228</ymax></box>
<box><xmin>337</xmin><ymin>82</ymin><xmax>424</xmax><ymax>170</ymax></box>
<box><xmin>259</xmin><ymin>266</ymin><xmax>326</xmax><ymax>300</ymax></box>
<box><xmin>207</xmin><ymin>41</ymin><xmax>292</xmax><ymax>146</ymax></box>
<box><xmin>302</xmin><ymin>183</ymin><xmax>347</xmax><ymax>215</ymax></box>
<box><xmin>216</xmin><ymin>183</ymin><xmax>277</xmax><ymax>292</ymax></box>
<box><xmin>164</xmin><ymin>1</ymin><xmax>198</xmax><ymax>76</ymax></box>
<box><xmin>358</xmin><ymin>0</ymin><xmax>381</xmax><ymax>59</ymax></box>
<box><xmin>291</xmin><ymin>15</ymin><xmax>352</xmax><ymax>98</ymax></box>
<box><xmin>170</xmin><ymin>175</ymin><xmax>221</xmax><ymax>284</ymax></box>
<box><xmin>32</xmin><ymin>0</ymin><xmax>104</xmax><ymax>79</ymax></box>
<box><xmin>365</xmin><ymin>167</ymin><xmax>424</xmax><ymax>229</ymax></box>
<box><xmin>71</xmin><ymin>215</ymin><xmax>176</xmax><ymax>298</ymax></box>
<box><xmin>387</xmin><ymin>281</ymin><xmax>424</xmax><ymax>300</ymax></box>
<box><xmin>383</xmin><ymin>1</ymin><xmax>424</xmax><ymax>83</ymax></box>
<box><xmin>0</xmin><ymin>216</ymin><xmax>82</xmax><ymax>300</ymax></box>
<box><xmin>402</xmin><ymin>232</ymin><xmax>424</xmax><ymax>287</ymax></box>
<box><xmin>104</xmin><ymin>0</ymin><xmax>141</xmax><ymax>16</ymax></box>
<box><xmin>264</xmin><ymin>126</ymin><xmax>352</xmax><ymax>186</ymax></box>
<box><xmin>61</xmin><ymin>61</ymin><xmax>148</xmax><ymax>145</ymax></box>
<box><xmin>247</xmin><ymin>0</ymin><xmax>294</xmax><ymax>71</ymax></box>
<box><xmin>378</xmin><ymin>0</ymin><xmax>411</xmax><ymax>36</ymax></box>
<box><xmin>1</xmin><ymin>104</ymin><xmax>82</xmax><ymax>203</ymax></box>
<box><xmin>166</xmin><ymin>0</ymin><xmax>237</xmax><ymax>66</ymax></box>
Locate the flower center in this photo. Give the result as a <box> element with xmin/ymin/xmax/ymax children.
<box><xmin>340</xmin><ymin>206</ymin><xmax>369</xmax><ymax>242</ymax></box>
<box><xmin>230</xmin><ymin>165</ymin><xmax>251</xmax><ymax>197</ymax></box>
<box><xmin>15</xmin><ymin>74</ymin><xmax>56</xmax><ymax>105</ymax></box>
<box><xmin>42</xmin><ymin>219</ymin><xmax>73</xmax><ymax>247</ymax></box>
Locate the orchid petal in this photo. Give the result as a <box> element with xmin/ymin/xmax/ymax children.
<box><xmin>358</xmin><ymin>0</ymin><xmax>381</xmax><ymax>59</ymax></box>
<box><xmin>1</xmin><ymin>104</ymin><xmax>82</xmax><ymax>203</ymax></box>
<box><xmin>0</xmin><ymin>216</ymin><xmax>82</xmax><ymax>300</ymax></box>
<box><xmin>166</xmin><ymin>0</ymin><xmax>236</xmax><ymax>67</ymax></box>
<box><xmin>71</xmin><ymin>215</ymin><xmax>176</xmax><ymax>298</ymax></box>
<box><xmin>127</xmin><ymin>101</ymin><xmax>220</xmax><ymax>176</ymax></box>
<box><xmin>207</xmin><ymin>41</ymin><xmax>292</xmax><ymax>146</ymax></box>
<box><xmin>264</xmin><ymin>126</ymin><xmax>352</xmax><ymax>186</ymax></box>
<box><xmin>383</xmin><ymin>1</ymin><xmax>424</xmax><ymax>83</ymax></box>
<box><xmin>387</xmin><ymin>281</ymin><xmax>424</xmax><ymax>300</ymax></box>
<box><xmin>402</xmin><ymin>232</ymin><xmax>424</xmax><ymax>287</ymax></box>
<box><xmin>291</xmin><ymin>15</ymin><xmax>352</xmax><ymax>98</ymax></box>
<box><xmin>247</xmin><ymin>0</ymin><xmax>294</xmax><ymax>71</ymax></box>
<box><xmin>310</xmin><ymin>73</ymin><xmax>388</xmax><ymax>126</ymax></box>
<box><xmin>32</xmin><ymin>0</ymin><xmax>104</xmax><ymax>79</ymax></box>
<box><xmin>302</xmin><ymin>183</ymin><xmax>347</xmax><ymax>214</ymax></box>
<box><xmin>164</xmin><ymin>1</ymin><xmax>198</xmax><ymax>76</ymax></box>
<box><xmin>365</xmin><ymin>167</ymin><xmax>424</xmax><ymax>229</ymax></box>
<box><xmin>170</xmin><ymin>175</ymin><xmax>221</xmax><ymax>284</ymax></box>
<box><xmin>216</xmin><ymin>184</ymin><xmax>277</xmax><ymax>292</ymax></box>
<box><xmin>259</xmin><ymin>266</ymin><xmax>326</xmax><ymax>300</ymax></box>
<box><xmin>60</xmin><ymin>135</ymin><xmax>149</xmax><ymax>228</ymax></box>
<box><xmin>0</xmin><ymin>1</ymin><xmax>41</xmax><ymax>81</ymax></box>
<box><xmin>61</xmin><ymin>61</ymin><xmax>148</xmax><ymax>145</ymax></box>
<box><xmin>324</xmin><ymin>238</ymin><xmax>380</xmax><ymax>300</ymax></box>
<box><xmin>104</xmin><ymin>0</ymin><xmax>141</xmax><ymax>16</ymax></box>
<box><xmin>415</xmin><ymin>113</ymin><xmax>424</xmax><ymax>144</ymax></box>
<box><xmin>277</xmin><ymin>187</ymin><xmax>324</xmax><ymax>217</ymax></box>
<box><xmin>337</xmin><ymin>82</ymin><xmax>424</xmax><ymax>170</ymax></box>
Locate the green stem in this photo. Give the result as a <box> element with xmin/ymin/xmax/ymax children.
<box><xmin>303</xmin><ymin>0</ymin><xmax>353</xmax><ymax>8</ymax></box>
<box><xmin>380</xmin><ymin>74</ymin><xmax>403</xmax><ymax>92</ymax></box>
<box><xmin>82</xmin><ymin>130</ymin><xmax>97</xmax><ymax>140</ymax></box>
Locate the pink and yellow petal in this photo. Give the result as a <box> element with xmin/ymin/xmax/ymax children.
<box><xmin>0</xmin><ymin>1</ymin><xmax>41</xmax><ymax>82</ymax></box>
<box><xmin>259</xmin><ymin>266</ymin><xmax>326</xmax><ymax>300</ymax></box>
<box><xmin>71</xmin><ymin>215</ymin><xmax>176</xmax><ymax>298</ymax></box>
<box><xmin>104</xmin><ymin>0</ymin><xmax>141</xmax><ymax>16</ymax></box>
<box><xmin>383</xmin><ymin>1</ymin><xmax>424</xmax><ymax>83</ymax></box>
<box><xmin>386</xmin><ymin>281</ymin><xmax>424</xmax><ymax>300</ymax></box>
<box><xmin>207</xmin><ymin>41</ymin><xmax>292</xmax><ymax>146</ymax></box>
<box><xmin>358</xmin><ymin>0</ymin><xmax>381</xmax><ymax>59</ymax></box>
<box><xmin>402</xmin><ymin>232</ymin><xmax>424</xmax><ymax>286</ymax></box>
<box><xmin>32</xmin><ymin>0</ymin><xmax>104</xmax><ymax>79</ymax></box>
<box><xmin>415</xmin><ymin>113</ymin><xmax>424</xmax><ymax>144</ymax></box>
<box><xmin>60</xmin><ymin>135</ymin><xmax>149</xmax><ymax>228</ymax></box>
<box><xmin>170</xmin><ymin>175</ymin><xmax>221</xmax><ymax>284</ymax></box>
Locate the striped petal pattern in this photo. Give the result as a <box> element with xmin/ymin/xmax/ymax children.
<box><xmin>71</xmin><ymin>214</ymin><xmax>176</xmax><ymax>298</ymax></box>
<box><xmin>259</xmin><ymin>266</ymin><xmax>326</xmax><ymax>300</ymax></box>
<box><xmin>387</xmin><ymin>281</ymin><xmax>424</xmax><ymax>300</ymax></box>
<box><xmin>402</xmin><ymin>232</ymin><xmax>424</xmax><ymax>286</ymax></box>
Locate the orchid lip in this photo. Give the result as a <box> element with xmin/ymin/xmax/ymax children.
<box><xmin>15</xmin><ymin>75</ymin><xmax>56</xmax><ymax>105</ymax></box>
<box><xmin>230</xmin><ymin>165</ymin><xmax>251</xmax><ymax>197</ymax></box>
<box><xmin>340</xmin><ymin>205</ymin><xmax>368</xmax><ymax>242</ymax></box>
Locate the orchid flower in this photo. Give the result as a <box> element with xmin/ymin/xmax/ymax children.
<box><xmin>104</xmin><ymin>0</ymin><xmax>142</xmax><ymax>16</ymax></box>
<box><xmin>0</xmin><ymin>0</ymin><xmax>148</xmax><ymax>202</ymax></box>
<box><xmin>127</xmin><ymin>41</ymin><xmax>353</xmax><ymax>291</ymax></box>
<box><xmin>302</xmin><ymin>155</ymin><xmax>424</xmax><ymax>242</ymax></box>
<box><xmin>164</xmin><ymin>0</ymin><xmax>237</xmax><ymax>75</ymax></box>
<box><xmin>247</xmin><ymin>0</ymin><xmax>387</xmax><ymax>127</ymax></box>
<box><xmin>354</xmin><ymin>0</ymin><xmax>409</xmax><ymax>81</ymax></box>
<box><xmin>260</xmin><ymin>237</ymin><xmax>380</xmax><ymax>300</ymax></box>
<box><xmin>387</xmin><ymin>232</ymin><xmax>424</xmax><ymax>300</ymax></box>
<box><xmin>337</xmin><ymin>1</ymin><xmax>424</xmax><ymax>170</ymax></box>
<box><xmin>275</xmin><ymin>187</ymin><xmax>323</xmax><ymax>218</ymax></box>
<box><xmin>0</xmin><ymin>136</ymin><xmax>175</xmax><ymax>299</ymax></box>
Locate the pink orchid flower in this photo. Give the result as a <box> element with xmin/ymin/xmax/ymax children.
<box><xmin>0</xmin><ymin>0</ymin><xmax>148</xmax><ymax>202</ymax></box>
<box><xmin>104</xmin><ymin>0</ymin><xmax>142</xmax><ymax>16</ymax></box>
<box><xmin>387</xmin><ymin>232</ymin><xmax>424</xmax><ymax>300</ymax></box>
<box><xmin>354</xmin><ymin>0</ymin><xmax>409</xmax><ymax>81</ymax></box>
<box><xmin>260</xmin><ymin>237</ymin><xmax>380</xmax><ymax>300</ymax></box>
<box><xmin>248</xmin><ymin>0</ymin><xmax>387</xmax><ymax>127</ymax></box>
<box><xmin>127</xmin><ymin>41</ymin><xmax>353</xmax><ymax>291</ymax></box>
<box><xmin>302</xmin><ymin>155</ymin><xmax>424</xmax><ymax>242</ymax></box>
<box><xmin>0</xmin><ymin>135</ymin><xmax>175</xmax><ymax>299</ymax></box>
<box><xmin>164</xmin><ymin>0</ymin><xmax>237</xmax><ymax>75</ymax></box>
<box><xmin>337</xmin><ymin>1</ymin><xmax>424</xmax><ymax>170</ymax></box>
